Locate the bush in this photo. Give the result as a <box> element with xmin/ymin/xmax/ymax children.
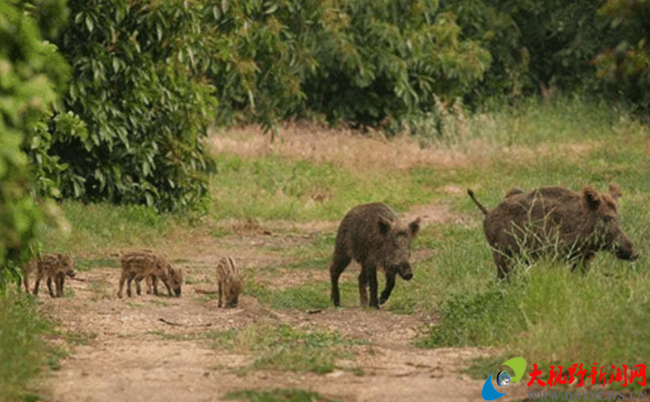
<box><xmin>302</xmin><ymin>0</ymin><xmax>491</xmax><ymax>128</ymax></box>
<box><xmin>594</xmin><ymin>0</ymin><xmax>650</xmax><ymax>113</ymax></box>
<box><xmin>0</xmin><ymin>0</ymin><xmax>69</xmax><ymax>290</ymax></box>
<box><xmin>42</xmin><ymin>0</ymin><xmax>217</xmax><ymax>211</ymax></box>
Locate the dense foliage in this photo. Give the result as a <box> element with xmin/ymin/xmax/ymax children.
<box><xmin>201</xmin><ymin>0</ymin><xmax>490</xmax><ymax>130</ymax></box>
<box><xmin>47</xmin><ymin>0</ymin><xmax>216</xmax><ymax>211</ymax></box>
<box><xmin>0</xmin><ymin>0</ymin><xmax>69</xmax><ymax>291</ymax></box>
<box><xmin>594</xmin><ymin>0</ymin><xmax>650</xmax><ymax>112</ymax></box>
<box><xmin>301</xmin><ymin>0</ymin><xmax>491</xmax><ymax>128</ymax></box>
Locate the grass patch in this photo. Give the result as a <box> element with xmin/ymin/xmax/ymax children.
<box><xmin>74</xmin><ymin>257</ymin><xmax>120</xmax><ymax>272</ymax></box>
<box><xmin>245</xmin><ymin>278</ymin><xmax>355</xmax><ymax>310</ymax></box>
<box><xmin>150</xmin><ymin>323</ymin><xmax>366</xmax><ymax>375</ymax></box>
<box><xmin>225</xmin><ymin>388</ymin><xmax>341</xmax><ymax>402</ymax></box>
<box><xmin>417</xmin><ymin>258</ymin><xmax>650</xmax><ymax>365</ymax></box>
<box><xmin>0</xmin><ymin>295</ymin><xmax>56</xmax><ymax>401</ymax></box>
<box><xmin>208</xmin><ymin>323</ymin><xmax>366</xmax><ymax>374</ymax></box>
<box><xmin>62</xmin><ymin>330</ymin><xmax>98</xmax><ymax>346</ymax></box>
<box><xmin>90</xmin><ymin>279</ymin><xmax>113</xmax><ymax>301</ymax></box>
<box><xmin>37</xmin><ymin>201</ymin><xmax>185</xmax><ymax>255</ymax></box>
<box><xmin>210</xmin><ymin>155</ymin><xmax>434</xmax><ymax>222</ymax></box>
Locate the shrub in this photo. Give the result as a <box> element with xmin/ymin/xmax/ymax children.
<box><xmin>43</xmin><ymin>0</ymin><xmax>217</xmax><ymax>211</ymax></box>
<box><xmin>0</xmin><ymin>0</ymin><xmax>69</xmax><ymax>290</ymax></box>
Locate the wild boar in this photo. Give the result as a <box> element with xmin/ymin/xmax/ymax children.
<box><xmin>216</xmin><ymin>256</ymin><xmax>243</xmax><ymax>308</ymax></box>
<box><xmin>468</xmin><ymin>184</ymin><xmax>638</xmax><ymax>278</ymax></box>
<box><xmin>329</xmin><ymin>202</ymin><xmax>421</xmax><ymax>309</ymax></box>
<box><xmin>32</xmin><ymin>254</ymin><xmax>76</xmax><ymax>298</ymax></box>
<box><xmin>117</xmin><ymin>250</ymin><xmax>183</xmax><ymax>298</ymax></box>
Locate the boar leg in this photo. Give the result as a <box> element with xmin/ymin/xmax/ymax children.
<box><xmin>135</xmin><ymin>277</ymin><xmax>143</xmax><ymax>295</ymax></box>
<box><xmin>329</xmin><ymin>253</ymin><xmax>351</xmax><ymax>307</ymax></box>
<box><xmin>33</xmin><ymin>273</ymin><xmax>43</xmax><ymax>296</ymax></box>
<box><xmin>379</xmin><ymin>271</ymin><xmax>396</xmax><ymax>305</ymax></box>
<box><xmin>151</xmin><ymin>275</ymin><xmax>159</xmax><ymax>295</ymax></box>
<box><xmin>358</xmin><ymin>270</ymin><xmax>369</xmax><ymax>307</ymax></box>
<box><xmin>56</xmin><ymin>274</ymin><xmax>64</xmax><ymax>297</ymax></box>
<box><xmin>47</xmin><ymin>277</ymin><xmax>56</xmax><ymax>298</ymax></box>
<box><xmin>125</xmin><ymin>272</ymin><xmax>138</xmax><ymax>297</ymax></box>
<box><xmin>364</xmin><ymin>264</ymin><xmax>380</xmax><ymax>309</ymax></box>
<box><xmin>218</xmin><ymin>280</ymin><xmax>224</xmax><ymax>308</ymax></box>
<box><xmin>23</xmin><ymin>273</ymin><xmax>30</xmax><ymax>294</ymax></box>
<box><xmin>145</xmin><ymin>275</ymin><xmax>153</xmax><ymax>294</ymax></box>
<box><xmin>117</xmin><ymin>272</ymin><xmax>128</xmax><ymax>298</ymax></box>
<box><xmin>162</xmin><ymin>278</ymin><xmax>174</xmax><ymax>297</ymax></box>
<box><xmin>494</xmin><ymin>251</ymin><xmax>510</xmax><ymax>279</ymax></box>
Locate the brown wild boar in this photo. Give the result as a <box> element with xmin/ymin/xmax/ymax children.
<box><xmin>117</xmin><ymin>250</ymin><xmax>183</xmax><ymax>298</ymax></box>
<box><xmin>31</xmin><ymin>254</ymin><xmax>76</xmax><ymax>298</ymax></box>
<box><xmin>217</xmin><ymin>256</ymin><xmax>243</xmax><ymax>308</ymax></box>
<box><xmin>468</xmin><ymin>184</ymin><xmax>638</xmax><ymax>278</ymax></box>
<box><xmin>329</xmin><ymin>203</ymin><xmax>421</xmax><ymax>309</ymax></box>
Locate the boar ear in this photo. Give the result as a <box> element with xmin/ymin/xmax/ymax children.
<box><xmin>583</xmin><ymin>186</ymin><xmax>601</xmax><ymax>210</ymax></box>
<box><xmin>609</xmin><ymin>183</ymin><xmax>622</xmax><ymax>201</ymax></box>
<box><xmin>409</xmin><ymin>217</ymin><xmax>421</xmax><ymax>237</ymax></box>
<box><xmin>505</xmin><ymin>188</ymin><xmax>524</xmax><ymax>198</ymax></box>
<box><xmin>378</xmin><ymin>216</ymin><xmax>392</xmax><ymax>235</ymax></box>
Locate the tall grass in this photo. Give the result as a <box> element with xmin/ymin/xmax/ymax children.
<box><xmin>372</xmin><ymin>97</ymin><xmax>650</xmax><ymax>373</ymax></box>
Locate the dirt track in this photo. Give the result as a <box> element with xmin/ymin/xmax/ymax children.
<box><xmin>36</xmin><ymin>128</ymin><xmax>536</xmax><ymax>402</ymax></box>
<box><xmin>34</xmin><ymin>211</ymin><xmax>529</xmax><ymax>402</ymax></box>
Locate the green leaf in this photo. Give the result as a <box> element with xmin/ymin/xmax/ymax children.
<box><xmin>85</xmin><ymin>15</ymin><xmax>94</xmax><ymax>33</ymax></box>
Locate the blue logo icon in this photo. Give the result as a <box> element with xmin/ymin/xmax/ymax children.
<box><xmin>481</xmin><ymin>357</ymin><xmax>527</xmax><ymax>401</ymax></box>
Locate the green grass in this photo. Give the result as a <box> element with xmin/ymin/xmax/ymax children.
<box><xmin>225</xmin><ymin>388</ymin><xmax>341</xmax><ymax>402</ymax></box>
<box><xmin>38</xmin><ymin>201</ymin><xmax>184</xmax><ymax>255</ymax></box>
<box><xmin>210</xmin><ymin>155</ymin><xmax>434</xmax><ymax>222</ymax></box>
<box><xmin>253</xmin><ymin>282</ymin><xmax>333</xmax><ymax>310</ymax></box>
<box><xmin>0</xmin><ymin>295</ymin><xmax>57</xmax><ymax>401</ymax></box>
<box><xmin>75</xmin><ymin>257</ymin><xmax>120</xmax><ymax>272</ymax></box>
<box><xmin>150</xmin><ymin>323</ymin><xmax>366</xmax><ymax>375</ymax></box>
<box><xmin>61</xmin><ymin>330</ymin><xmax>98</xmax><ymax>346</ymax></box>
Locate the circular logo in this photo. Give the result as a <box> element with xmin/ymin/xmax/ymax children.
<box><xmin>496</xmin><ymin>370</ymin><xmax>512</xmax><ymax>387</ymax></box>
<box><xmin>481</xmin><ymin>357</ymin><xmax>527</xmax><ymax>401</ymax></box>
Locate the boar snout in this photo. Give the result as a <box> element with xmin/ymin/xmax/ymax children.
<box><xmin>397</xmin><ymin>263</ymin><xmax>413</xmax><ymax>280</ymax></box>
<box><xmin>614</xmin><ymin>238</ymin><xmax>638</xmax><ymax>261</ymax></box>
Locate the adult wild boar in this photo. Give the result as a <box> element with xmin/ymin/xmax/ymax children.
<box><xmin>329</xmin><ymin>203</ymin><xmax>421</xmax><ymax>309</ymax></box>
<box><xmin>468</xmin><ymin>184</ymin><xmax>638</xmax><ymax>278</ymax></box>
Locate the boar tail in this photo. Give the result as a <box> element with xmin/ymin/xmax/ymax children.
<box><xmin>467</xmin><ymin>189</ymin><xmax>489</xmax><ymax>216</ymax></box>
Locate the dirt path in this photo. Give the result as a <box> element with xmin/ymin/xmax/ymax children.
<box><xmin>37</xmin><ymin>207</ymin><xmax>528</xmax><ymax>402</ymax></box>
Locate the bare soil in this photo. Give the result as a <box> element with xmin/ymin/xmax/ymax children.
<box><xmin>37</xmin><ymin>128</ymin><xmax>534</xmax><ymax>402</ymax></box>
